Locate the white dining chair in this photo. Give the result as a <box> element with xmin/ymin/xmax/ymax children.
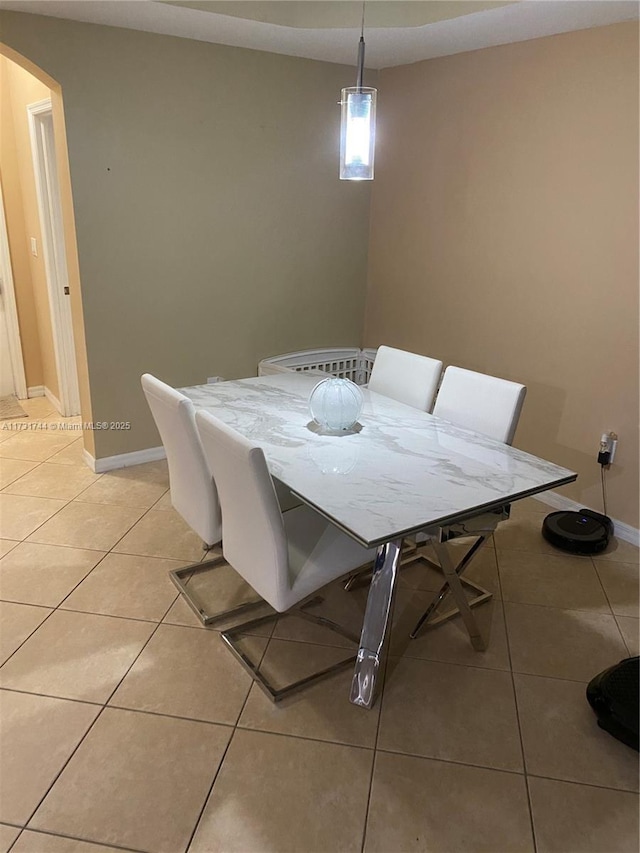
<box><xmin>194</xmin><ymin>408</ymin><xmax>376</xmax><ymax>701</ymax></box>
<box><xmin>141</xmin><ymin>373</ymin><xmax>263</xmax><ymax>625</ymax></box>
<box><xmin>408</xmin><ymin>365</ymin><xmax>527</xmax><ymax>642</ymax></box>
<box><xmin>432</xmin><ymin>365</ymin><xmax>527</xmax><ymax>445</ymax></box>
<box><xmin>368</xmin><ymin>345</ymin><xmax>443</xmax><ymax>411</ymax></box>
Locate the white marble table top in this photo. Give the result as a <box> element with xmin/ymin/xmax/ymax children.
<box><xmin>182</xmin><ymin>373</ymin><xmax>576</xmax><ymax>548</ymax></box>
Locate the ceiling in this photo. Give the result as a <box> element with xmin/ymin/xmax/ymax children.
<box><xmin>0</xmin><ymin>0</ymin><xmax>637</xmax><ymax>68</ymax></box>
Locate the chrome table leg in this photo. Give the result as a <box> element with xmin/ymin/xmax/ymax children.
<box><xmin>409</xmin><ymin>583</ymin><xmax>450</xmax><ymax>639</ymax></box>
<box><xmin>350</xmin><ymin>538</ymin><xmax>402</xmax><ymax>709</ymax></box>
<box><xmin>430</xmin><ymin>539</ymin><xmax>486</xmax><ymax>651</ymax></box>
<box><xmin>409</xmin><ymin>533</ymin><xmax>491</xmax><ymax>639</ymax></box>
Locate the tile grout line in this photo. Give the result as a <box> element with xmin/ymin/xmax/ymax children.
<box><xmin>495</xmin><ymin>547</ymin><xmax>539</xmax><ymax>853</ymax></box>
<box><xmin>229</xmin><ymin>721</ymin><xmax>377</xmax><ymax>755</ymax></box>
<box><xmin>2</xmin><ymin>821</ymin><xmax>21</xmax><ymax>853</ymax></box>
<box><xmin>100</xmin><ymin>586</ymin><xmax>185</xmax><ymax>708</ymax></box>
<box><xmin>0</xmin><ymin>458</ymin><xmax>43</xmax><ymax>492</ymax></box>
<box><xmin>613</xmin><ymin>614</ymin><xmax>636</xmax><ymax>657</ymax></box>
<box><xmin>523</xmin><ymin>773</ymin><xmax>640</xmax><ymax>796</ymax></box>
<box><xmin>20</xmin><ymin>704</ymin><xmax>108</xmax><ymax>836</ymax></box>
<box><xmin>183</xmin><ymin>624</ymin><xmax>274</xmax><ymax>853</ymax></box>
<box><xmin>53</xmin><ymin>601</ymin><xmax>179</xmax><ymax>626</ymax></box>
<box><xmin>7</xmin><ymin>825</ymin><xmax>146</xmax><ymax>853</ymax></box>
<box><xmin>369</xmin><ymin>745</ymin><xmax>640</xmax><ymax>794</ymax></box>
<box><xmin>0</xmin><ymin>540</ymin><xmax>108</xmax><ymax>554</ymax></box>
<box><xmin>47</xmin><ymin>550</ymin><xmax>116</xmax><ymax>612</ymax></box>
<box><xmin>360</xmin><ymin>584</ymin><xmax>397</xmax><ymax>853</ymax></box>
<box><xmin>233</xmin><ymin>717</ymin><xmax>376</xmax><ymax>751</ymax></box>
<box><xmin>590</xmin><ymin>555</ymin><xmax>634</xmax><ymax>655</ymax></box>
<box><xmin>0</xmin><ymin>686</ymin><xmax>104</xmax><ymax>709</ymax></box>
<box><xmin>384</xmin><ymin>649</ymin><xmax>599</xmax><ymax>685</ymax></box>
<box><xmin>499</xmin><ymin>596</ymin><xmax>619</xmax><ymax>617</ymax></box>
<box><xmin>0</xmin><ymin>606</ymin><xmax>58</xmax><ymax>671</ymax></box>
<box><xmin>182</xmin><ymin>730</ymin><xmax>235</xmax><ymax>853</ymax></box>
<box><xmin>102</xmin><ymin>703</ymin><xmax>238</xmax><ymax>730</ymax></box>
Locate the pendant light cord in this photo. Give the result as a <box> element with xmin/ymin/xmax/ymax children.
<box><xmin>356</xmin><ymin>1</ymin><xmax>366</xmax><ymax>90</ymax></box>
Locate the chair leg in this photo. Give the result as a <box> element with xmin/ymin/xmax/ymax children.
<box><xmin>409</xmin><ymin>535</ymin><xmax>492</xmax><ymax>648</ymax></box>
<box><xmin>220</xmin><ymin>598</ymin><xmax>358</xmax><ymax>703</ymax></box>
<box><xmin>169</xmin><ymin>554</ymin><xmax>264</xmax><ymax>626</ymax></box>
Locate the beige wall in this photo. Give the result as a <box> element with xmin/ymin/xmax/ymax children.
<box><xmin>365</xmin><ymin>23</ymin><xmax>639</xmax><ymax>527</ymax></box>
<box><xmin>0</xmin><ymin>55</ymin><xmax>53</xmax><ymax>391</ymax></box>
<box><xmin>0</xmin><ymin>12</ymin><xmax>372</xmax><ymax>457</ymax></box>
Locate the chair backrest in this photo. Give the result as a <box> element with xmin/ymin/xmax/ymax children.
<box><xmin>368</xmin><ymin>345</ymin><xmax>443</xmax><ymax>412</ymax></box>
<box><xmin>432</xmin><ymin>366</ymin><xmax>526</xmax><ymax>445</ymax></box>
<box><xmin>195</xmin><ymin>409</ymin><xmax>288</xmax><ymax>609</ymax></box>
<box><xmin>141</xmin><ymin>374</ymin><xmax>221</xmax><ymax>546</ymax></box>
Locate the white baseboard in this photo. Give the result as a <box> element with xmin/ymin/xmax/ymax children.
<box><xmin>83</xmin><ymin>446</ymin><xmax>166</xmax><ymax>474</ymax></box>
<box><xmin>532</xmin><ymin>490</ymin><xmax>640</xmax><ymax>547</ymax></box>
<box><xmin>27</xmin><ymin>385</ymin><xmax>63</xmax><ymax>416</ymax></box>
<box><xmin>44</xmin><ymin>386</ymin><xmax>63</xmax><ymax>414</ymax></box>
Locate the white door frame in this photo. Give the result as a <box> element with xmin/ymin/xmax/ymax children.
<box><xmin>27</xmin><ymin>98</ymin><xmax>80</xmax><ymax>416</ymax></box>
<box><xmin>0</xmin><ymin>179</ymin><xmax>27</xmax><ymax>399</ymax></box>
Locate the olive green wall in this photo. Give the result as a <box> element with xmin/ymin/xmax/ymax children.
<box><xmin>0</xmin><ymin>11</ymin><xmax>373</xmax><ymax>457</ymax></box>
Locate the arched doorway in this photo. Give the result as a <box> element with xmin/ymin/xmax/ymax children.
<box><xmin>0</xmin><ymin>45</ymin><xmax>89</xmax><ymax>422</ymax></box>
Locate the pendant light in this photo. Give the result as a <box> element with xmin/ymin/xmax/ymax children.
<box><xmin>339</xmin><ymin>2</ymin><xmax>377</xmax><ymax>181</ymax></box>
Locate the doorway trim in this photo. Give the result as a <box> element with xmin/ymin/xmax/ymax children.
<box><xmin>0</xmin><ymin>179</ymin><xmax>27</xmax><ymax>399</ymax></box>
<box><xmin>27</xmin><ymin>97</ymin><xmax>80</xmax><ymax>416</ymax></box>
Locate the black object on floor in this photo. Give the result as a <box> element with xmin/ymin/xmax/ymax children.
<box><xmin>541</xmin><ymin>508</ymin><xmax>613</xmax><ymax>555</ymax></box>
<box><xmin>586</xmin><ymin>657</ymin><xmax>639</xmax><ymax>751</ymax></box>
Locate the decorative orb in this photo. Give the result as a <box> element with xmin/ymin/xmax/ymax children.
<box><xmin>309</xmin><ymin>377</ymin><xmax>363</xmax><ymax>432</ymax></box>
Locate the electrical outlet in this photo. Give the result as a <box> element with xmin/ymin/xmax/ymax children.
<box><xmin>598</xmin><ymin>432</ymin><xmax>618</xmax><ymax>465</ymax></box>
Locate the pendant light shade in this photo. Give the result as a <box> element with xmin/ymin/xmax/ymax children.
<box><xmin>340</xmin><ymin>87</ymin><xmax>377</xmax><ymax>181</ymax></box>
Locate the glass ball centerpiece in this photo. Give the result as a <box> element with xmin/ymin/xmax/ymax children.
<box><xmin>308</xmin><ymin>376</ymin><xmax>363</xmax><ymax>433</ymax></box>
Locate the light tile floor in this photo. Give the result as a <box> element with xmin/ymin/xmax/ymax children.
<box><xmin>0</xmin><ymin>398</ymin><xmax>638</xmax><ymax>853</ymax></box>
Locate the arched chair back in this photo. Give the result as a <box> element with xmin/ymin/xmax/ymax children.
<box><xmin>368</xmin><ymin>345</ymin><xmax>443</xmax><ymax>412</ymax></box>
<box><xmin>432</xmin><ymin>366</ymin><xmax>526</xmax><ymax>445</ymax></box>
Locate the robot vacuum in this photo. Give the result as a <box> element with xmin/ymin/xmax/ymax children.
<box><xmin>542</xmin><ymin>508</ymin><xmax>613</xmax><ymax>555</ymax></box>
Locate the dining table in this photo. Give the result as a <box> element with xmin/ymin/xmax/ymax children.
<box><xmin>181</xmin><ymin>371</ymin><xmax>577</xmax><ymax>709</ymax></box>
